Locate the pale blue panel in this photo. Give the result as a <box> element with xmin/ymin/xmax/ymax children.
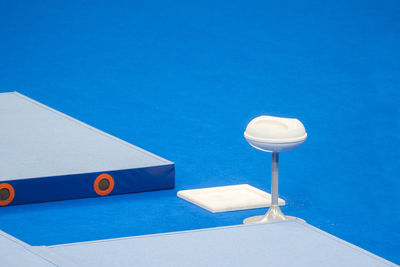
<box><xmin>0</xmin><ymin>92</ymin><xmax>171</xmax><ymax>181</ymax></box>
<box><xmin>49</xmin><ymin>220</ymin><xmax>398</xmax><ymax>267</ymax></box>
<box><xmin>0</xmin><ymin>229</ymin><xmax>59</xmax><ymax>266</ymax></box>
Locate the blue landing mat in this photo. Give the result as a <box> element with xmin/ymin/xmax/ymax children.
<box><xmin>48</xmin><ymin>220</ymin><xmax>397</xmax><ymax>267</ymax></box>
<box><xmin>0</xmin><ymin>92</ymin><xmax>174</xmax><ymax>206</ymax></box>
<box><xmin>0</xmin><ymin>229</ymin><xmax>75</xmax><ymax>266</ymax></box>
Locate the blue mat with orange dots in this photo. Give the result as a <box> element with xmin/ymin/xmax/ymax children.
<box><xmin>0</xmin><ymin>92</ymin><xmax>174</xmax><ymax>206</ymax></box>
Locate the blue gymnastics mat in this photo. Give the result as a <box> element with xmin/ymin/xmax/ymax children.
<box><xmin>0</xmin><ymin>229</ymin><xmax>78</xmax><ymax>266</ymax></box>
<box><xmin>0</xmin><ymin>229</ymin><xmax>54</xmax><ymax>266</ymax></box>
<box><xmin>45</xmin><ymin>220</ymin><xmax>397</xmax><ymax>267</ymax></box>
<box><xmin>2</xmin><ymin>220</ymin><xmax>397</xmax><ymax>266</ymax></box>
<box><xmin>0</xmin><ymin>92</ymin><xmax>174</xmax><ymax>206</ymax></box>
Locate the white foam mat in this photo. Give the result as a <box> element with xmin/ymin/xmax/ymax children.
<box><xmin>177</xmin><ymin>184</ymin><xmax>285</xmax><ymax>213</ymax></box>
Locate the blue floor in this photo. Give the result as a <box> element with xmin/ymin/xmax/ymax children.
<box><xmin>0</xmin><ymin>0</ymin><xmax>399</xmax><ymax>264</ymax></box>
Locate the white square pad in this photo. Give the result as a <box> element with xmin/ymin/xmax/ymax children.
<box><xmin>177</xmin><ymin>184</ymin><xmax>285</xmax><ymax>213</ymax></box>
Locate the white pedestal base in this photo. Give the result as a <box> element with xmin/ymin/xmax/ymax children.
<box><xmin>243</xmin><ymin>206</ymin><xmax>305</xmax><ymax>224</ymax></box>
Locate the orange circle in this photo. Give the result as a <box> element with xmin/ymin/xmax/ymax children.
<box><xmin>94</xmin><ymin>174</ymin><xmax>114</xmax><ymax>196</ymax></box>
<box><xmin>0</xmin><ymin>183</ymin><xmax>15</xmax><ymax>206</ymax></box>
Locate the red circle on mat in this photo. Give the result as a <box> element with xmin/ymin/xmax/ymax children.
<box><xmin>94</xmin><ymin>174</ymin><xmax>115</xmax><ymax>196</ymax></box>
<box><xmin>0</xmin><ymin>183</ymin><xmax>15</xmax><ymax>206</ymax></box>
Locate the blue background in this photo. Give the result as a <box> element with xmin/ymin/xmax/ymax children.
<box><xmin>0</xmin><ymin>0</ymin><xmax>399</xmax><ymax>264</ymax></box>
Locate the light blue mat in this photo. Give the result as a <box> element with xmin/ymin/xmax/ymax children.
<box><xmin>0</xmin><ymin>92</ymin><xmax>174</xmax><ymax>206</ymax></box>
<box><xmin>0</xmin><ymin>229</ymin><xmax>74</xmax><ymax>266</ymax></box>
<box><xmin>48</xmin><ymin>220</ymin><xmax>398</xmax><ymax>267</ymax></box>
<box><xmin>0</xmin><ymin>92</ymin><xmax>171</xmax><ymax>180</ymax></box>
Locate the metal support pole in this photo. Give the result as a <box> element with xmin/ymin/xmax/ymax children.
<box><xmin>271</xmin><ymin>152</ymin><xmax>279</xmax><ymax>207</ymax></box>
<box><xmin>243</xmin><ymin>152</ymin><xmax>287</xmax><ymax>224</ymax></box>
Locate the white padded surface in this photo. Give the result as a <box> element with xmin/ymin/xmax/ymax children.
<box><xmin>177</xmin><ymin>184</ymin><xmax>285</xmax><ymax>213</ymax></box>
<box><xmin>0</xmin><ymin>92</ymin><xmax>172</xmax><ymax>181</ymax></box>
